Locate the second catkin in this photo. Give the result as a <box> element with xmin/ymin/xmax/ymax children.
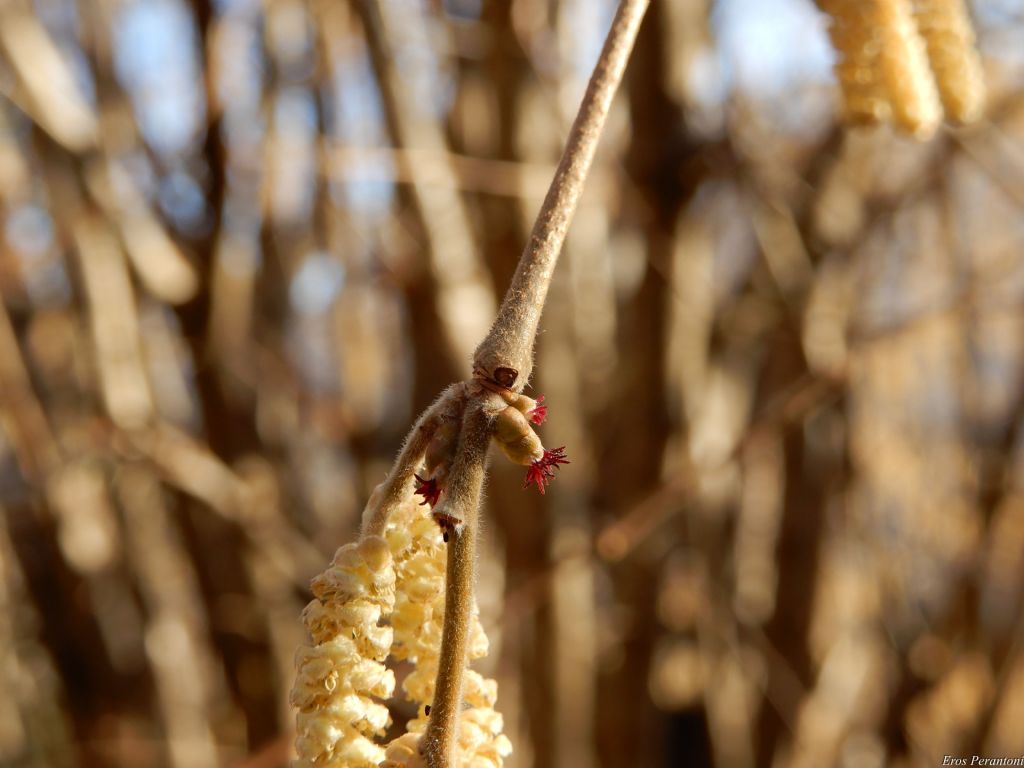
<box><xmin>819</xmin><ymin>0</ymin><xmax>985</xmax><ymax>138</ymax></box>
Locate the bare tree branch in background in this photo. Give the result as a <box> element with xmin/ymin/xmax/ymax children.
<box><xmin>0</xmin><ymin>1</ymin><xmax>1021</xmax><ymax>768</ymax></box>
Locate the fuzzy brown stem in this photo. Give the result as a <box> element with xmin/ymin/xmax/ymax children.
<box><xmin>473</xmin><ymin>0</ymin><xmax>649</xmax><ymax>387</ymax></box>
<box><xmin>421</xmin><ymin>401</ymin><xmax>492</xmax><ymax>767</ymax></box>
<box><xmin>421</xmin><ymin>519</ymin><xmax>478</xmax><ymax>766</ymax></box>
<box><xmin>361</xmin><ymin>385</ymin><xmax>464</xmax><ymax>538</ymax></box>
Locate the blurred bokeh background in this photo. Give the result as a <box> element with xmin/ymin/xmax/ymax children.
<box><xmin>1</xmin><ymin>0</ymin><xmax>1024</xmax><ymax>766</ymax></box>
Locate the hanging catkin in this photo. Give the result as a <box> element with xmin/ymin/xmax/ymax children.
<box><xmin>876</xmin><ymin>0</ymin><xmax>943</xmax><ymax>138</ymax></box>
<box><xmin>914</xmin><ymin>0</ymin><xmax>985</xmax><ymax>123</ymax></box>
<box><xmin>819</xmin><ymin>0</ymin><xmax>892</xmax><ymax>125</ymax></box>
<box><xmin>818</xmin><ymin>0</ymin><xmax>985</xmax><ymax>139</ymax></box>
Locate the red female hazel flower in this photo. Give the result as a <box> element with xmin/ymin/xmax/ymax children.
<box><xmin>413</xmin><ymin>474</ymin><xmax>441</xmax><ymax>507</ymax></box>
<box><xmin>528</xmin><ymin>394</ymin><xmax>548</xmax><ymax>425</ymax></box>
<box><xmin>524</xmin><ymin>446</ymin><xmax>569</xmax><ymax>494</ymax></box>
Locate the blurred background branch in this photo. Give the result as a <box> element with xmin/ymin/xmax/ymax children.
<box><xmin>0</xmin><ymin>0</ymin><xmax>1023</xmax><ymax>767</ymax></box>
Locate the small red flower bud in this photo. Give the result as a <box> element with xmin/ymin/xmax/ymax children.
<box><xmin>523</xmin><ymin>446</ymin><xmax>569</xmax><ymax>494</ymax></box>
<box><xmin>528</xmin><ymin>394</ymin><xmax>548</xmax><ymax>425</ymax></box>
<box><xmin>414</xmin><ymin>474</ymin><xmax>441</xmax><ymax>507</ymax></box>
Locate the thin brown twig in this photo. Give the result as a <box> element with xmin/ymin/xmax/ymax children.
<box><xmin>474</xmin><ymin>0</ymin><xmax>650</xmax><ymax>389</ymax></box>
<box><xmin>421</xmin><ymin>402</ymin><xmax>490</xmax><ymax>766</ymax></box>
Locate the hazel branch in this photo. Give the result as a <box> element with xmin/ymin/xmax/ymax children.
<box><xmin>473</xmin><ymin>0</ymin><xmax>650</xmax><ymax>389</ymax></box>
<box><xmin>420</xmin><ymin>402</ymin><xmax>492</xmax><ymax>767</ymax></box>
<box><xmin>423</xmin><ymin>2</ymin><xmax>648</xmax><ymax>766</ymax></box>
<box><xmin>296</xmin><ymin>2</ymin><xmax>648</xmax><ymax>766</ymax></box>
<box><xmin>361</xmin><ymin>384</ymin><xmax>466</xmax><ymax>538</ymax></box>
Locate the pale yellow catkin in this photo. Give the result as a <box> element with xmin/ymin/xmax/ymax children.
<box><xmin>291</xmin><ymin>537</ymin><xmax>397</xmax><ymax>768</ymax></box>
<box><xmin>382</xmin><ymin>499</ymin><xmax>511</xmax><ymax>768</ymax></box>
<box><xmin>819</xmin><ymin>0</ymin><xmax>892</xmax><ymax>124</ymax></box>
<box><xmin>291</xmin><ymin>497</ymin><xmax>511</xmax><ymax>767</ymax></box>
<box><xmin>820</xmin><ymin>0</ymin><xmax>986</xmax><ymax>138</ymax></box>
<box><xmin>876</xmin><ymin>0</ymin><xmax>943</xmax><ymax>138</ymax></box>
<box><xmin>913</xmin><ymin>0</ymin><xmax>985</xmax><ymax>123</ymax></box>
